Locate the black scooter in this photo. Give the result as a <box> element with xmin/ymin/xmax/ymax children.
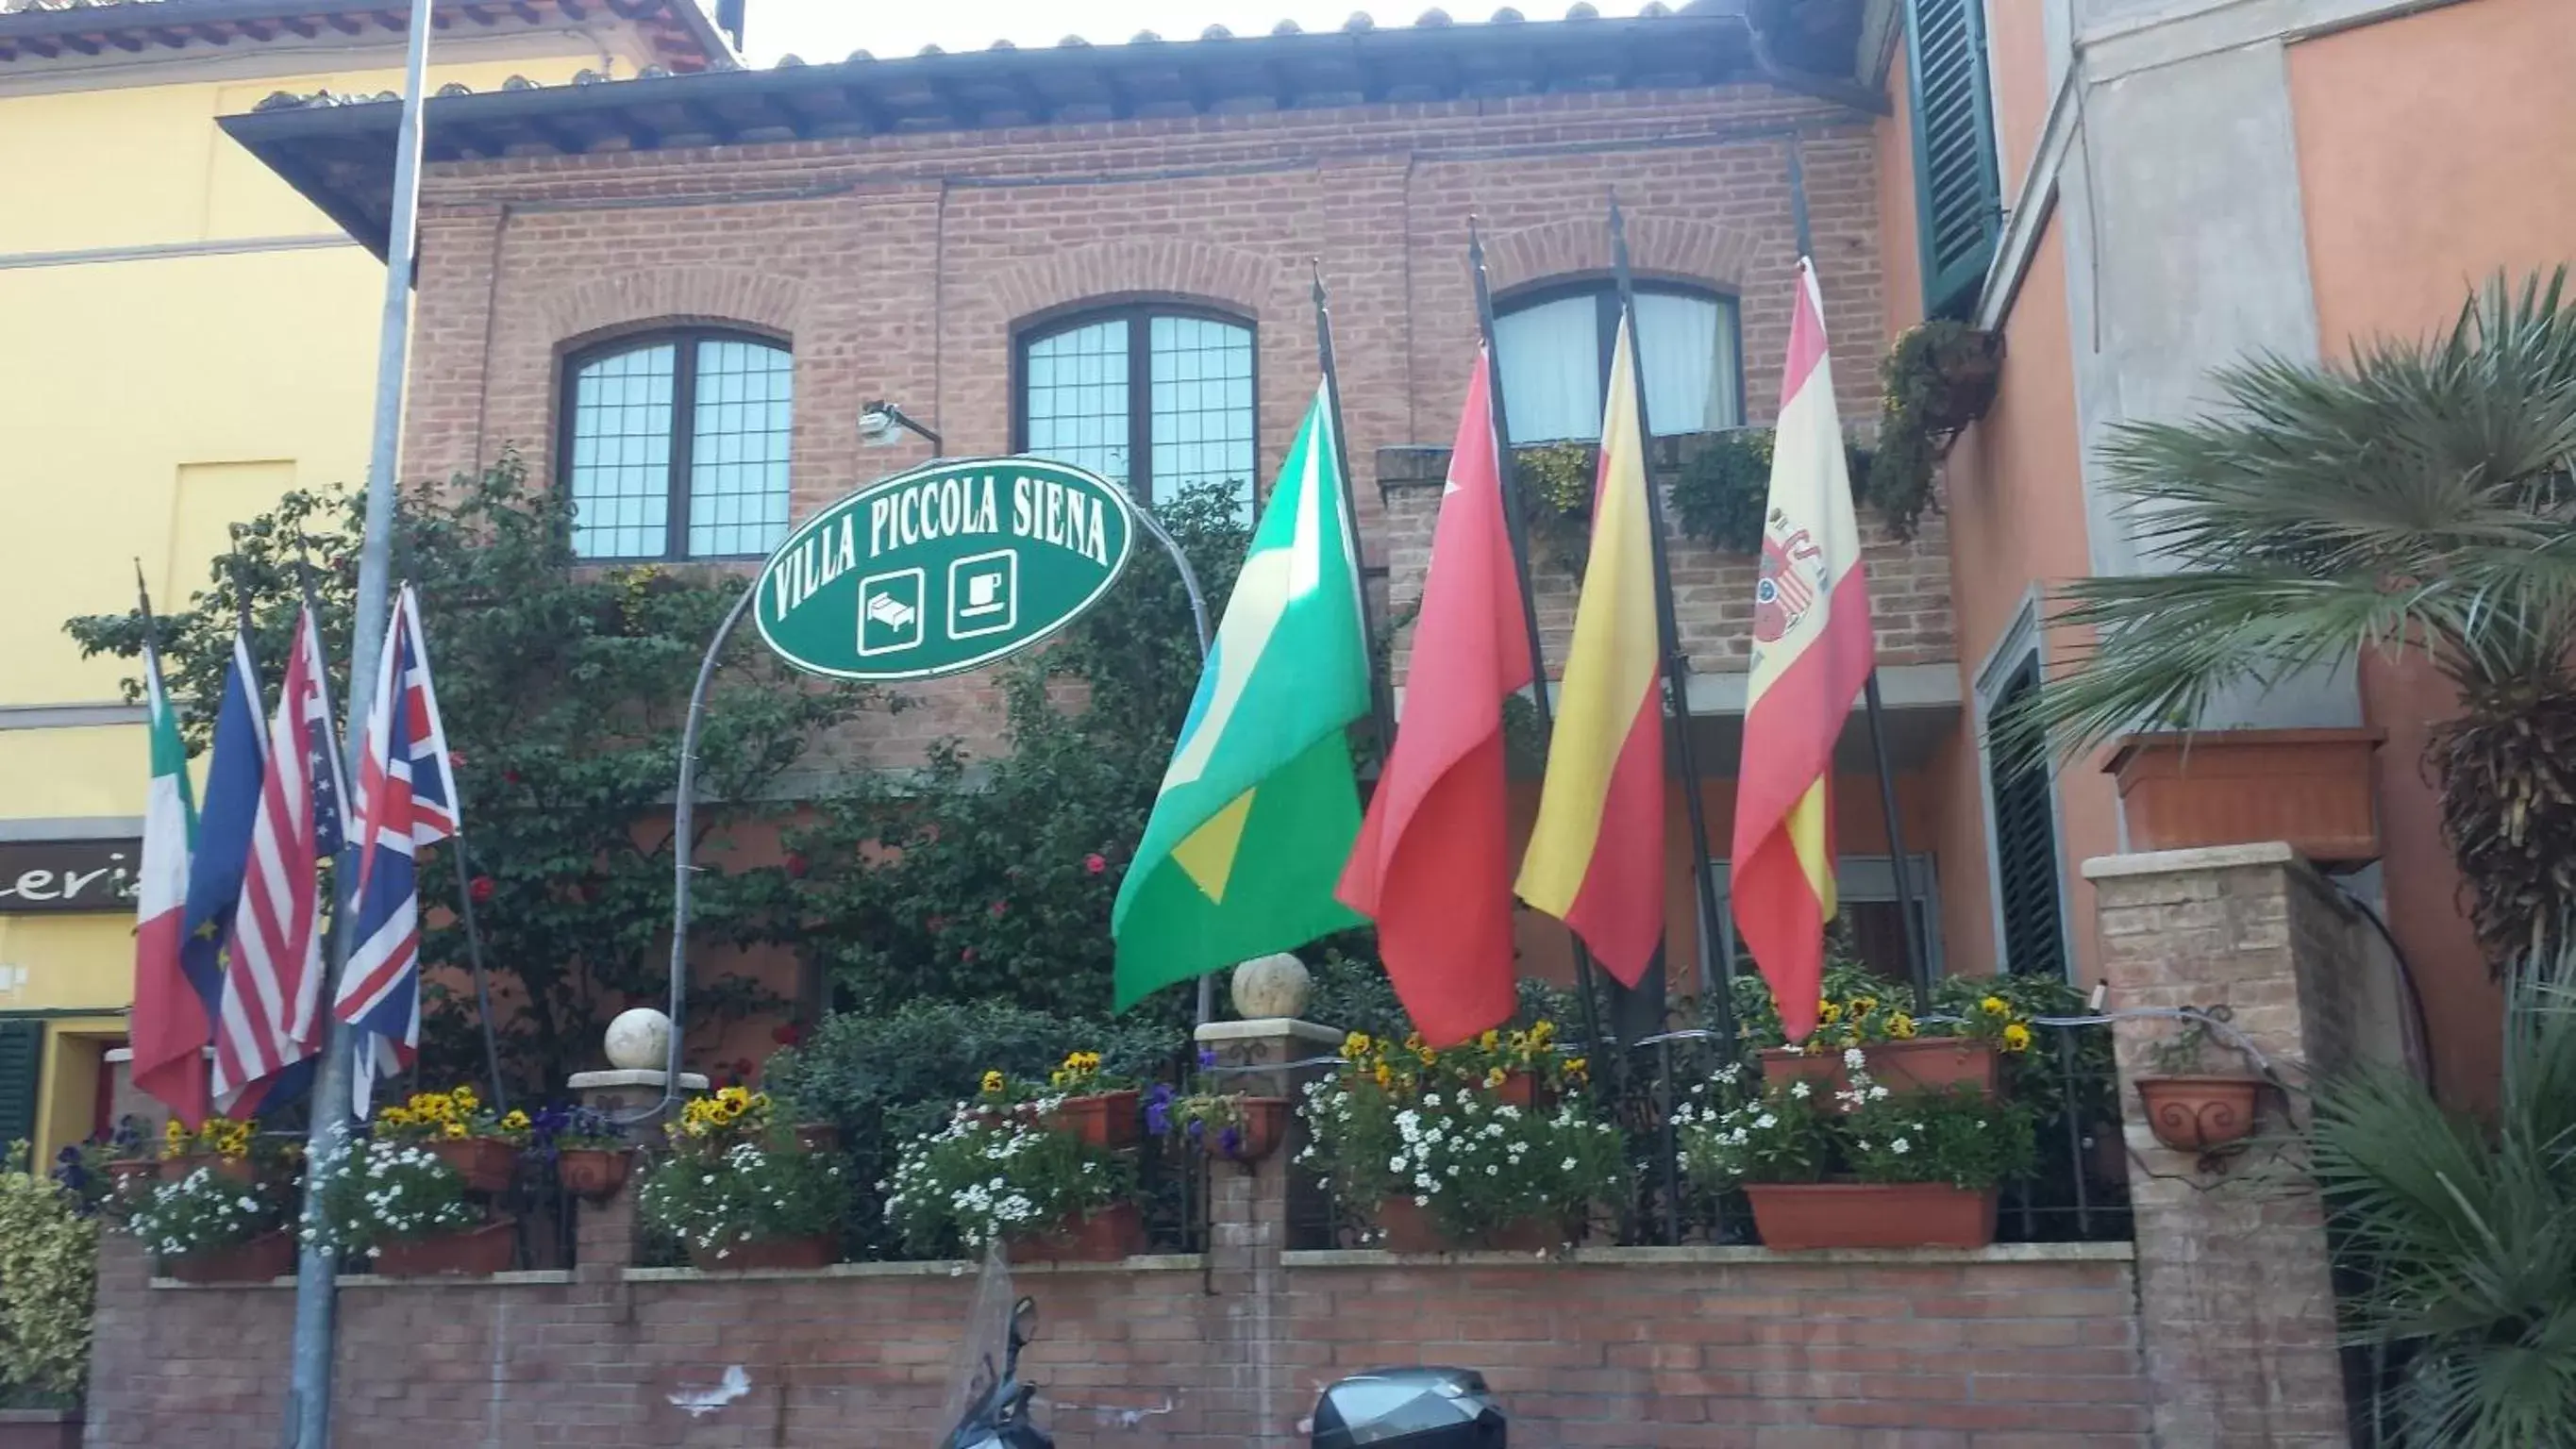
<box><xmin>939</xmin><ymin>1294</ymin><xmax>1050</xmax><ymax>1448</ymax></box>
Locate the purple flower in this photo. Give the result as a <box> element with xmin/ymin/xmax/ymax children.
<box><xmin>1143</xmin><ymin>1084</ymin><xmax>1175</xmax><ymax>1136</ymax></box>
<box><xmin>1196</xmin><ymin>1046</ymin><xmax>1218</xmax><ymax>1071</ymax></box>
<box><xmin>1186</xmin><ymin>1118</ymin><xmax>1206</xmax><ymax>1142</ymax></box>
<box><xmin>1218</xmin><ymin>1124</ymin><xmax>1244</xmax><ymax>1158</ymax></box>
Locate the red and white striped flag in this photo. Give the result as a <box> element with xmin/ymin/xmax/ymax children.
<box><xmin>212</xmin><ymin>603</ymin><xmax>345</xmax><ymax>1108</ymax></box>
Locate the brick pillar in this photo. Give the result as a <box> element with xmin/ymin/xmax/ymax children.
<box><xmin>567</xmin><ymin>1071</ymin><xmax>701</xmax><ymax>1276</ymax></box>
<box><xmin>2083</xmin><ymin>842</ymin><xmax>2361</xmax><ymax>1447</ymax></box>
<box><xmin>1193</xmin><ymin>1016</ymin><xmax>1340</xmax><ymax>1447</ymax></box>
<box><xmin>81</xmin><ymin>1219</ymin><xmax>155</xmax><ymax>1447</ymax></box>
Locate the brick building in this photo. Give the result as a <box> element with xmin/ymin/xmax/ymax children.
<box><xmin>227</xmin><ymin>3</ymin><xmax>1977</xmax><ymax>1007</ymax></box>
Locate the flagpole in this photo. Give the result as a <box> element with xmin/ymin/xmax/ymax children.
<box><xmin>1310</xmin><ymin>261</ymin><xmax>1402</xmax><ymax>760</ymax></box>
<box><xmin>288</xmin><ymin>0</ymin><xmax>435</xmax><ymax>1440</ymax></box>
<box><xmin>1782</xmin><ymin>142</ymin><xmax>1930</xmax><ymax>1010</ymax></box>
<box><xmin>1606</xmin><ymin>198</ymin><xmax>1734</xmax><ymax>1033</ymax></box>
<box><xmin>406</xmin><ymin>588</ymin><xmax>510</xmax><ymax>1109</ymax></box>
<box><xmin>1465</xmin><ymin>220</ymin><xmax>1614</xmax><ymax>1067</ymax></box>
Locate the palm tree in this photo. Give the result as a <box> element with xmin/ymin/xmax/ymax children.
<box><xmin>2005</xmin><ymin>270</ymin><xmax>2576</xmax><ymax>972</ymax></box>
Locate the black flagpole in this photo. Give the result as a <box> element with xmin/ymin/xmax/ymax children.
<box><xmin>1467</xmin><ymin>218</ymin><xmax>1614</xmax><ymax>1067</ymax></box>
<box><xmin>1783</xmin><ymin>142</ymin><xmax>1930</xmax><ymax>1009</ymax></box>
<box><xmin>1310</xmin><ymin>261</ymin><xmax>1402</xmax><ymax>768</ymax></box>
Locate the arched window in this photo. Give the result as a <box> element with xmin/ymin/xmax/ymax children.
<box><xmin>560</xmin><ymin>329</ymin><xmax>793</xmax><ymax>560</ymax></box>
<box><xmin>1014</xmin><ymin>305</ymin><xmax>1256</xmax><ymax>515</ymax></box>
<box><xmin>1493</xmin><ymin>282</ymin><xmax>1742</xmax><ymax>443</ymax></box>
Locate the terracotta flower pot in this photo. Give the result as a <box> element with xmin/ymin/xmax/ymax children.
<box><xmin>1007</xmin><ymin>1201</ymin><xmax>1145</xmax><ymax>1264</ymax></box>
<box><xmin>1490</xmin><ymin>1071</ymin><xmax>1542</xmax><ymax>1110</ymax></box>
<box><xmin>1043</xmin><ymin>1090</ymin><xmax>1140</xmax><ymax>1150</ymax></box>
<box><xmin>163</xmin><ymin>1229</ymin><xmax>296</xmax><ymax>1285</ymax></box>
<box><xmin>427</xmin><ymin>1136</ymin><xmax>520</xmax><ymax>1194</ymax></box>
<box><xmin>168</xmin><ymin>1152</ymin><xmax>254</xmax><ymax>1186</ymax></box>
<box><xmin>1373</xmin><ymin>1197</ymin><xmax>1563</xmax><ymax>1254</ymax></box>
<box><xmin>374</xmin><ymin>1218</ymin><xmax>517</xmax><ymax>1277</ymax></box>
<box><xmin>2106</xmin><ymin>727</ymin><xmax>2385</xmax><ymax>866</ymax></box>
<box><xmin>686</xmin><ymin>1233</ymin><xmax>838</xmax><ymax>1272</ymax></box>
<box><xmin>1758</xmin><ymin>1039</ymin><xmax>1997</xmax><ymax>1103</ymax></box>
<box><xmin>1196</xmin><ymin>1097</ymin><xmax>1290</xmax><ymax>1163</ymax></box>
<box><xmin>106</xmin><ymin>1158</ymin><xmax>159</xmax><ymax>1190</ymax></box>
<box><xmin>555</xmin><ymin>1146</ymin><xmax>631</xmax><ymax>1199</ymax></box>
<box><xmin>1744</xmin><ymin>1182</ymin><xmax>1998</xmax><ymax>1250</ymax></box>
<box><xmin>2135</xmin><ymin>1074</ymin><xmax>2262</xmax><ymax>1153</ymax></box>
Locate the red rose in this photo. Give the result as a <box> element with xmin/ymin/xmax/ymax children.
<box><xmin>447</xmin><ymin>749</ymin><xmax>466</xmax><ymax>770</ymax></box>
<box><xmin>783</xmin><ymin>852</ymin><xmax>809</xmax><ymax>879</ymax></box>
<box><xmin>503</xmin><ymin>769</ymin><xmax>523</xmax><ymax>785</ymax></box>
<box><xmin>1084</xmin><ymin>853</ymin><xmax>1107</xmax><ymax>875</ymax></box>
<box><xmin>771</xmin><ymin>1022</ymin><xmax>803</xmax><ymax>1046</ymax></box>
<box><xmin>988</xmin><ymin>900</ymin><xmax>1008</xmax><ymax>918</ymax></box>
<box><xmin>733</xmin><ymin>1057</ymin><xmax>756</xmax><ymax>1076</ymax></box>
<box><xmin>468</xmin><ymin>875</ymin><xmax>495</xmax><ymax>904</ymax></box>
<box><xmin>961</xmin><ymin>947</ymin><xmax>978</xmax><ymax>964</ymax></box>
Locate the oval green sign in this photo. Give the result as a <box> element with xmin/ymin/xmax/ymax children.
<box><xmin>752</xmin><ymin>457</ymin><xmax>1135</xmax><ymax>681</ymax></box>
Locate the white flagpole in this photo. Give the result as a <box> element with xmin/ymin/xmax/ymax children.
<box><xmin>286</xmin><ymin>0</ymin><xmax>435</xmax><ymax>1442</ymax></box>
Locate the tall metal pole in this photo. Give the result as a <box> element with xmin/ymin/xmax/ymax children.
<box><xmin>288</xmin><ymin>2</ymin><xmax>434</xmax><ymax>1443</ymax></box>
<box><xmin>1466</xmin><ymin>220</ymin><xmax>1614</xmax><ymax>1063</ymax></box>
<box><xmin>1782</xmin><ymin>142</ymin><xmax>1930</xmax><ymax>1008</ymax></box>
<box><xmin>1606</xmin><ymin>197</ymin><xmax>1732</xmax><ymax>1037</ymax></box>
<box><xmin>1309</xmin><ymin>261</ymin><xmax>1402</xmax><ymax>766</ymax></box>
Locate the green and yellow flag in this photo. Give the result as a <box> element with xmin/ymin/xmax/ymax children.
<box><xmin>1112</xmin><ymin>382</ymin><xmax>1371</xmax><ymax>1008</ymax></box>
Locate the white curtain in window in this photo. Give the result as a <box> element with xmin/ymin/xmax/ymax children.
<box><xmin>1494</xmin><ymin>294</ymin><xmax>1601</xmax><ymax>443</ymax></box>
<box><xmin>1637</xmin><ymin>291</ymin><xmax>1741</xmax><ymax>433</ymax></box>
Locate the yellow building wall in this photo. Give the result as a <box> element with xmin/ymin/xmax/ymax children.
<box><xmin>0</xmin><ymin>34</ymin><xmax>668</xmax><ymax>1160</ymax></box>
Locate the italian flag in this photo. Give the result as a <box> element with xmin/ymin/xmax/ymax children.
<box><xmin>131</xmin><ymin>627</ymin><xmax>206</xmax><ymax>1124</ymax></box>
<box><xmin>1730</xmin><ymin>258</ymin><xmax>1878</xmax><ymax>1043</ymax></box>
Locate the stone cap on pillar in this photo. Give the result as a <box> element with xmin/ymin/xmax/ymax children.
<box><xmin>1192</xmin><ymin>1018</ymin><xmax>1345</xmax><ymax>1050</ymax></box>
<box><xmin>566</xmin><ymin>1069</ymin><xmax>712</xmax><ymax>1091</ymax></box>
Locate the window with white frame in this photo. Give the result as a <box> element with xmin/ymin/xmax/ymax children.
<box><xmin>1493</xmin><ymin>281</ymin><xmax>1743</xmax><ymax>443</ymax></box>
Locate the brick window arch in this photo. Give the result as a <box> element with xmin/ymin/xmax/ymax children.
<box><xmin>560</xmin><ymin>327</ymin><xmax>792</xmax><ymax>561</ymax></box>
<box><xmin>1493</xmin><ymin>278</ymin><xmax>1743</xmax><ymax>443</ymax></box>
<box><xmin>1012</xmin><ymin>302</ymin><xmax>1257</xmax><ymax>516</ymax></box>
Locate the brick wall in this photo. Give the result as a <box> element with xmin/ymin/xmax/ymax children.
<box><xmin>398</xmin><ymin>87</ymin><xmax>1912</xmax><ymax>760</ymax></box>
<box><xmin>2084</xmin><ymin>843</ymin><xmax>2359</xmax><ymax>1447</ymax></box>
<box><xmin>1377</xmin><ymin>440</ymin><xmax>1953</xmax><ymax>681</ymax></box>
<box><xmin>83</xmin><ymin>1237</ymin><xmax>2145</xmax><ymax>1447</ymax></box>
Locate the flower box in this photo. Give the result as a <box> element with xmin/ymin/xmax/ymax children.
<box><xmin>1758</xmin><ymin>1038</ymin><xmax>1998</xmax><ymax>1102</ymax></box>
<box><xmin>556</xmin><ymin>1146</ymin><xmax>630</xmax><ymax>1200</ymax></box>
<box><xmin>2135</xmin><ymin>1074</ymin><xmax>2262</xmax><ymax>1153</ymax></box>
<box><xmin>106</xmin><ymin>1158</ymin><xmax>159</xmax><ymax>1190</ymax></box>
<box><xmin>1374</xmin><ymin>1197</ymin><xmax>1564</xmax><ymax>1255</ymax></box>
<box><xmin>374</xmin><ymin>1218</ymin><xmax>517</xmax><ymax>1277</ymax></box>
<box><xmin>427</xmin><ymin>1136</ymin><xmax>519</xmax><ymax>1194</ymax></box>
<box><xmin>686</xmin><ymin>1233</ymin><xmax>838</xmax><ymax>1273</ymax></box>
<box><xmin>2106</xmin><ymin>727</ymin><xmax>2385</xmax><ymax>866</ymax></box>
<box><xmin>1006</xmin><ymin>1201</ymin><xmax>1145</xmax><ymax>1264</ymax></box>
<box><xmin>1744</xmin><ymin>1182</ymin><xmax>1998</xmax><ymax>1250</ymax></box>
<box><xmin>163</xmin><ymin>1229</ymin><xmax>296</xmax><ymax>1285</ymax></box>
<box><xmin>166</xmin><ymin>1152</ymin><xmax>253</xmax><ymax>1185</ymax></box>
<box><xmin>1041</xmin><ymin>1090</ymin><xmax>1140</xmax><ymax>1150</ymax></box>
<box><xmin>0</xmin><ymin>1409</ymin><xmax>82</xmax><ymax>1449</ymax></box>
<box><xmin>1193</xmin><ymin>1097</ymin><xmax>1290</xmax><ymax>1163</ymax></box>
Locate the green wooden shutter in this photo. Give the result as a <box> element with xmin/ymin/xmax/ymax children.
<box><xmin>0</xmin><ymin>1020</ymin><xmax>44</xmax><ymax>1158</ymax></box>
<box><xmin>1907</xmin><ymin>0</ymin><xmax>2004</xmax><ymax>318</ymax></box>
<box><xmin>1988</xmin><ymin>658</ymin><xmax>2068</xmax><ymax>979</ymax></box>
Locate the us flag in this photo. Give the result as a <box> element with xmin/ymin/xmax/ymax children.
<box><xmin>335</xmin><ymin>586</ymin><xmax>460</xmax><ymax>1116</ymax></box>
<box><xmin>212</xmin><ymin>603</ymin><xmax>345</xmax><ymax>1109</ymax></box>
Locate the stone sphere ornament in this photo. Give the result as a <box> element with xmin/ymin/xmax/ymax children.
<box><xmin>604</xmin><ymin>1007</ymin><xmax>674</xmax><ymax>1071</ymax></box>
<box><xmin>1229</xmin><ymin>952</ymin><xmax>1312</xmax><ymax>1020</ymax></box>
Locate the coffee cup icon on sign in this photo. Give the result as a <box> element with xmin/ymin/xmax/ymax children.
<box><xmin>947</xmin><ymin>551</ymin><xmax>1018</xmax><ymax>641</ymax></box>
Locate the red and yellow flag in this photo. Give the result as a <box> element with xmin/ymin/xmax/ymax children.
<box><xmin>1514</xmin><ymin>315</ymin><xmax>1664</xmax><ymax>987</ymax></box>
<box><xmin>1731</xmin><ymin>259</ymin><xmax>1877</xmax><ymax>1042</ymax></box>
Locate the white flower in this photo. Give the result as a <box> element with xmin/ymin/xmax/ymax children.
<box><xmin>1891</xmin><ymin>1138</ymin><xmax>1911</xmax><ymax>1156</ymax></box>
<box><xmin>1842</xmin><ymin>1047</ymin><xmax>1866</xmax><ymax>1070</ymax></box>
<box><xmin>1561</xmin><ymin>1158</ymin><xmax>1578</xmax><ymax>1172</ymax></box>
<box><xmin>1789</xmin><ymin>1080</ymin><xmax>1811</xmax><ymax>1100</ymax></box>
<box><xmin>1754</xmin><ymin>1113</ymin><xmax>1778</xmax><ymax>1130</ymax></box>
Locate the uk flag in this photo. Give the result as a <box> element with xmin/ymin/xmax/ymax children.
<box><xmin>335</xmin><ymin>586</ymin><xmax>461</xmax><ymax>1117</ymax></box>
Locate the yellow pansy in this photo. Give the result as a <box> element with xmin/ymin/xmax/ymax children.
<box><xmin>1483</xmin><ymin>1067</ymin><xmax>1508</xmax><ymax>1088</ymax></box>
<box><xmin>1342</xmin><ymin>1032</ymin><xmax>1373</xmax><ymax>1060</ymax></box>
<box><xmin>1478</xmin><ymin>1030</ymin><xmax>1500</xmax><ymax>1051</ymax></box>
<box><xmin>2001</xmin><ymin>1023</ymin><xmax>2033</xmax><ymax>1053</ymax></box>
<box><xmin>1886</xmin><ymin>1013</ymin><xmax>1917</xmax><ymax>1041</ymax></box>
<box><xmin>1980</xmin><ymin>995</ymin><xmax>2009</xmax><ymax>1016</ymax></box>
<box><xmin>442</xmin><ymin>1121</ymin><xmax>468</xmax><ymax>1140</ymax></box>
<box><xmin>500</xmin><ymin>1109</ymin><xmax>530</xmax><ymax>1133</ymax></box>
<box><xmin>980</xmin><ymin>1070</ymin><xmax>1006</xmax><ymax>1095</ymax></box>
<box><xmin>1372</xmin><ymin>1062</ymin><xmax>1394</xmax><ymax>1089</ymax></box>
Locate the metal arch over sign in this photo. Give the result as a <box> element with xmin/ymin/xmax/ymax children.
<box><xmin>752</xmin><ymin>457</ymin><xmax>1136</xmax><ymax>682</ymax></box>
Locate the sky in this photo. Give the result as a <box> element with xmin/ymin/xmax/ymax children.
<box><xmin>738</xmin><ymin>0</ymin><xmax>1659</xmax><ymax>65</ymax></box>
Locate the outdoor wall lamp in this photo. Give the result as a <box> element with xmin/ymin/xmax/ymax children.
<box><xmin>859</xmin><ymin>400</ymin><xmax>942</xmax><ymax>450</ymax></box>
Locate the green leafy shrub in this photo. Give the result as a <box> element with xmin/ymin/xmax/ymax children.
<box><xmin>1667</xmin><ymin>428</ymin><xmax>1874</xmax><ymax>554</ymax></box>
<box><xmin>883</xmin><ymin>1114</ymin><xmax>1134</xmax><ymax>1257</ymax></box>
<box><xmin>0</xmin><ymin>1153</ymin><xmax>95</xmax><ymax>1407</ymax></box>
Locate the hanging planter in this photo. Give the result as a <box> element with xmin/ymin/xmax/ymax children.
<box><xmin>555</xmin><ymin>1147</ymin><xmax>631</xmax><ymax>1200</ymax></box>
<box><xmin>2135</xmin><ymin>1075</ymin><xmax>2263</xmax><ymax>1154</ymax></box>
<box><xmin>1865</xmin><ymin>320</ymin><xmax>2004</xmax><ymax>541</ymax></box>
<box><xmin>162</xmin><ymin>1229</ymin><xmax>296</xmax><ymax>1286</ymax></box>
<box><xmin>374</xmin><ymin>1218</ymin><xmax>517</xmax><ymax>1277</ymax></box>
<box><xmin>687</xmin><ymin>1233</ymin><xmax>838</xmax><ymax>1273</ymax></box>
<box><xmin>427</xmin><ymin>1137</ymin><xmax>520</xmax><ymax>1194</ymax></box>
<box><xmin>1744</xmin><ymin>1182</ymin><xmax>1999</xmax><ymax>1250</ymax></box>
<box><xmin>1006</xmin><ymin>1201</ymin><xmax>1145</xmax><ymax>1264</ymax></box>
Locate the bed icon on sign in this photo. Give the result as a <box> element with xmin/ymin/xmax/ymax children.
<box><xmin>947</xmin><ymin>551</ymin><xmax>1018</xmax><ymax>641</ymax></box>
<box><xmin>856</xmin><ymin>569</ymin><xmax>925</xmax><ymax>657</ymax></box>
